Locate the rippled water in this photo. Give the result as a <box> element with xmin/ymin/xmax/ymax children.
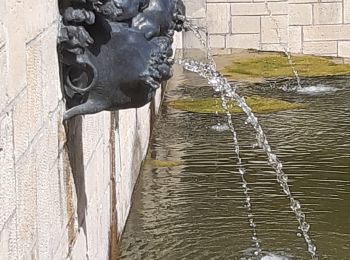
<box><xmin>117</xmin><ymin>66</ymin><xmax>350</xmax><ymax>259</ymax></box>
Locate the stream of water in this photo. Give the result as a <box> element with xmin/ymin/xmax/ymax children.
<box><xmin>180</xmin><ymin>21</ymin><xmax>316</xmax><ymax>258</ymax></box>
<box><xmin>184</xmin><ymin>21</ymin><xmax>263</xmax><ymax>257</ymax></box>
<box><xmin>176</xmin><ymin>58</ymin><xmax>317</xmax><ymax>259</ymax></box>
<box><xmin>262</xmin><ymin>1</ymin><xmax>302</xmax><ymax>90</ymax></box>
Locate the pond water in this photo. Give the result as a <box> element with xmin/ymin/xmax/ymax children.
<box><xmin>117</xmin><ymin>63</ymin><xmax>350</xmax><ymax>259</ymax></box>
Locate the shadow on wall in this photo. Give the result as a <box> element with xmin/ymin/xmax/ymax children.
<box><xmin>62</xmin><ymin>113</ymin><xmax>89</xmax><ymax>254</ymax></box>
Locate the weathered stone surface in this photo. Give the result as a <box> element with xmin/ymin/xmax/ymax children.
<box><xmin>345</xmin><ymin>0</ymin><xmax>350</xmax><ymax>23</ymax></box>
<box><xmin>24</xmin><ymin>0</ymin><xmax>59</xmax><ymax>42</ymax></box>
<box><xmin>15</xmin><ymin>145</ymin><xmax>38</xmax><ymax>258</ymax></box>
<box><xmin>182</xmin><ymin>0</ymin><xmax>350</xmax><ymax>58</ymax></box>
<box><xmin>41</xmin><ymin>24</ymin><xmax>62</xmax><ymax>115</ymax></box>
<box><xmin>207</xmin><ymin>3</ymin><xmax>230</xmax><ymax>33</ymax></box>
<box><xmin>231</xmin><ymin>2</ymin><xmax>287</xmax><ymax>16</ymax></box>
<box><xmin>261</xmin><ymin>15</ymin><xmax>288</xmax><ymax>44</ymax></box>
<box><xmin>313</xmin><ymin>3</ymin><xmax>342</xmax><ymax>25</ymax></box>
<box><xmin>231</xmin><ymin>16</ymin><xmax>260</xmax><ymax>34</ymax></box>
<box><xmin>0</xmin><ymin>47</ymin><xmax>8</xmax><ymax>114</ymax></box>
<box><xmin>288</xmin><ymin>26</ymin><xmax>302</xmax><ymax>53</ymax></box>
<box><xmin>13</xmin><ymin>91</ymin><xmax>30</xmax><ymax>161</ymax></box>
<box><xmin>209</xmin><ymin>35</ymin><xmax>226</xmax><ymax>48</ymax></box>
<box><xmin>0</xmin><ymin>214</ymin><xmax>18</xmax><ymax>260</ymax></box>
<box><xmin>288</xmin><ymin>4</ymin><xmax>313</xmax><ymax>25</ymax></box>
<box><xmin>26</xmin><ymin>40</ymin><xmax>44</xmax><ymax>142</ymax></box>
<box><xmin>303</xmin><ymin>41</ymin><xmax>338</xmax><ymax>56</ymax></box>
<box><xmin>338</xmin><ymin>41</ymin><xmax>350</xmax><ymax>57</ymax></box>
<box><xmin>226</xmin><ymin>34</ymin><xmax>260</xmax><ymax>49</ymax></box>
<box><xmin>303</xmin><ymin>25</ymin><xmax>350</xmax><ymax>41</ymax></box>
<box><xmin>0</xmin><ymin>113</ymin><xmax>15</xmax><ymax>231</ymax></box>
<box><xmin>182</xmin><ymin>0</ymin><xmax>205</xmax><ymax>18</ymax></box>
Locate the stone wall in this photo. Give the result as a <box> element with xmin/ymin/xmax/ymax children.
<box><xmin>0</xmin><ymin>1</ymin><xmax>176</xmax><ymax>259</ymax></box>
<box><xmin>183</xmin><ymin>0</ymin><xmax>350</xmax><ymax>57</ymax></box>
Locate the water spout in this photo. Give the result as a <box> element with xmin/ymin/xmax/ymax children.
<box><xmin>58</xmin><ymin>0</ymin><xmax>186</xmax><ymax>120</ymax></box>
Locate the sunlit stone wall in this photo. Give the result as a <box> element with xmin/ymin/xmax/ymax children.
<box><xmin>183</xmin><ymin>0</ymin><xmax>350</xmax><ymax>57</ymax></box>
<box><xmin>0</xmin><ymin>1</ymin><xmax>182</xmax><ymax>259</ymax></box>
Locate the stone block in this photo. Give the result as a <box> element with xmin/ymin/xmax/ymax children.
<box><xmin>288</xmin><ymin>4</ymin><xmax>313</xmax><ymax>26</ymax></box>
<box><xmin>0</xmin><ymin>20</ymin><xmax>6</xmax><ymax>69</ymax></box>
<box><xmin>303</xmin><ymin>41</ymin><xmax>338</xmax><ymax>56</ymax></box>
<box><xmin>209</xmin><ymin>35</ymin><xmax>226</xmax><ymax>48</ymax></box>
<box><xmin>261</xmin><ymin>15</ymin><xmax>288</xmax><ymax>44</ymax></box>
<box><xmin>0</xmin><ymin>214</ymin><xmax>18</xmax><ymax>260</ymax></box>
<box><xmin>0</xmin><ymin>45</ymin><xmax>8</xmax><ymax>113</ymax></box>
<box><xmin>338</xmin><ymin>41</ymin><xmax>350</xmax><ymax>58</ymax></box>
<box><xmin>6</xmin><ymin>1</ymin><xmax>26</xmax><ymax>102</ymax></box>
<box><xmin>288</xmin><ymin>0</ymin><xmax>317</xmax><ymax>3</ymax></box>
<box><xmin>207</xmin><ymin>3</ymin><xmax>230</xmax><ymax>34</ymax></box>
<box><xmin>182</xmin><ymin>0</ymin><xmax>205</xmax><ymax>18</ymax></box>
<box><xmin>226</xmin><ymin>34</ymin><xmax>260</xmax><ymax>49</ymax></box>
<box><xmin>345</xmin><ymin>0</ymin><xmax>350</xmax><ymax>23</ymax></box>
<box><xmin>231</xmin><ymin>2</ymin><xmax>287</xmax><ymax>16</ymax></box>
<box><xmin>69</xmin><ymin>228</ymin><xmax>87</xmax><ymax>260</ymax></box>
<box><xmin>96</xmin><ymin>188</ymin><xmax>110</xmax><ymax>260</ymax></box>
<box><xmin>211</xmin><ymin>48</ymin><xmax>232</xmax><ymax>55</ymax></box>
<box><xmin>288</xmin><ymin>26</ymin><xmax>302</xmax><ymax>53</ymax></box>
<box><xmin>0</xmin><ymin>1</ymin><xmax>5</xmax><ymax>26</ymax></box>
<box><xmin>41</xmin><ymin>24</ymin><xmax>62</xmax><ymax>116</ymax></box>
<box><xmin>0</xmin><ymin>113</ymin><xmax>15</xmax><ymax>231</ymax></box>
<box><xmin>24</xmin><ymin>0</ymin><xmax>59</xmax><ymax>42</ymax></box>
<box><xmin>26</xmin><ymin>40</ymin><xmax>44</xmax><ymax>142</ymax></box>
<box><xmin>116</xmin><ymin>109</ymin><xmax>137</xmax><ymax>233</ymax></box>
<box><xmin>13</xmin><ymin>91</ymin><xmax>30</xmax><ymax>161</ymax></box>
<box><xmin>231</xmin><ymin>16</ymin><xmax>260</xmax><ymax>34</ymax></box>
<box><xmin>52</xmin><ymin>230</ymin><xmax>69</xmax><ymax>260</ymax></box>
<box><xmin>45</xmin><ymin>111</ymin><xmax>60</xmax><ymax>169</ymax></box>
<box><xmin>261</xmin><ymin>43</ymin><xmax>286</xmax><ymax>52</ymax></box>
<box><xmin>48</xmin><ymin>161</ymin><xmax>67</xmax><ymax>258</ymax></box>
<box><xmin>85</xmin><ymin>138</ymin><xmax>107</xmax><ymax>205</ymax></box>
<box><xmin>82</xmin><ymin>113</ymin><xmax>105</xmax><ymax>165</ymax></box>
<box><xmin>36</xmin><ymin>131</ymin><xmax>52</xmax><ymax>260</ymax></box>
<box><xmin>303</xmin><ymin>25</ymin><xmax>350</xmax><ymax>41</ymax></box>
<box><xmin>86</xmin><ymin>205</ymin><xmax>98</xmax><ymax>258</ymax></box>
<box><xmin>15</xmin><ymin>147</ymin><xmax>38</xmax><ymax>258</ymax></box>
<box><xmin>313</xmin><ymin>3</ymin><xmax>342</xmax><ymax>25</ymax></box>
<box><xmin>102</xmin><ymin>142</ymin><xmax>111</xmax><ymax>195</ymax></box>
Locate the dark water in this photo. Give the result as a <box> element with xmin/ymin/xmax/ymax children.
<box><xmin>117</xmin><ymin>65</ymin><xmax>350</xmax><ymax>260</ymax></box>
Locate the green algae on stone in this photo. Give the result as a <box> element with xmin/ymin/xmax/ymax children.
<box><xmin>168</xmin><ymin>96</ymin><xmax>306</xmax><ymax>114</ymax></box>
<box><xmin>223</xmin><ymin>53</ymin><xmax>350</xmax><ymax>82</ymax></box>
<box><xmin>145</xmin><ymin>159</ymin><xmax>181</xmax><ymax>168</ymax></box>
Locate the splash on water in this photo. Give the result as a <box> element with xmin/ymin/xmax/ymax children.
<box><xmin>210</xmin><ymin>123</ymin><xmax>230</xmax><ymax>132</ymax></box>
<box><xmin>260</xmin><ymin>253</ymin><xmax>290</xmax><ymax>260</ymax></box>
<box><xmin>296</xmin><ymin>84</ymin><xmax>338</xmax><ymax>95</ymax></box>
<box><xmin>176</xmin><ymin>58</ymin><xmax>317</xmax><ymax>259</ymax></box>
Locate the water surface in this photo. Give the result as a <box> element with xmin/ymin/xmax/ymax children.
<box><xmin>118</xmin><ymin>65</ymin><xmax>350</xmax><ymax>260</ymax></box>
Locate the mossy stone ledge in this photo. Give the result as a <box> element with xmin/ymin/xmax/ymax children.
<box><xmin>221</xmin><ymin>52</ymin><xmax>350</xmax><ymax>82</ymax></box>
<box><xmin>167</xmin><ymin>96</ymin><xmax>306</xmax><ymax>114</ymax></box>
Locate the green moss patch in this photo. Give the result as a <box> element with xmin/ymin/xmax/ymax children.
<box><xmin>167</xmin><ymin>96</ymin><xmax>306</xmax><ymax>114</ymax></box>
<box><xmin>145</xmin><ymin>159</ymin><xmax>181</xmax><ymax>168</ymax></box>
<box><xmin>222</xmin><ymin>53</ymin><xmax>350</xmax><ymax>82</ymax></box>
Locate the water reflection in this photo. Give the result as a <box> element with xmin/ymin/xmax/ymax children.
<box><xmin>118</xmin><ymin>65</ymin><xmax>350</xmax><ymax>259</ymax></box>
